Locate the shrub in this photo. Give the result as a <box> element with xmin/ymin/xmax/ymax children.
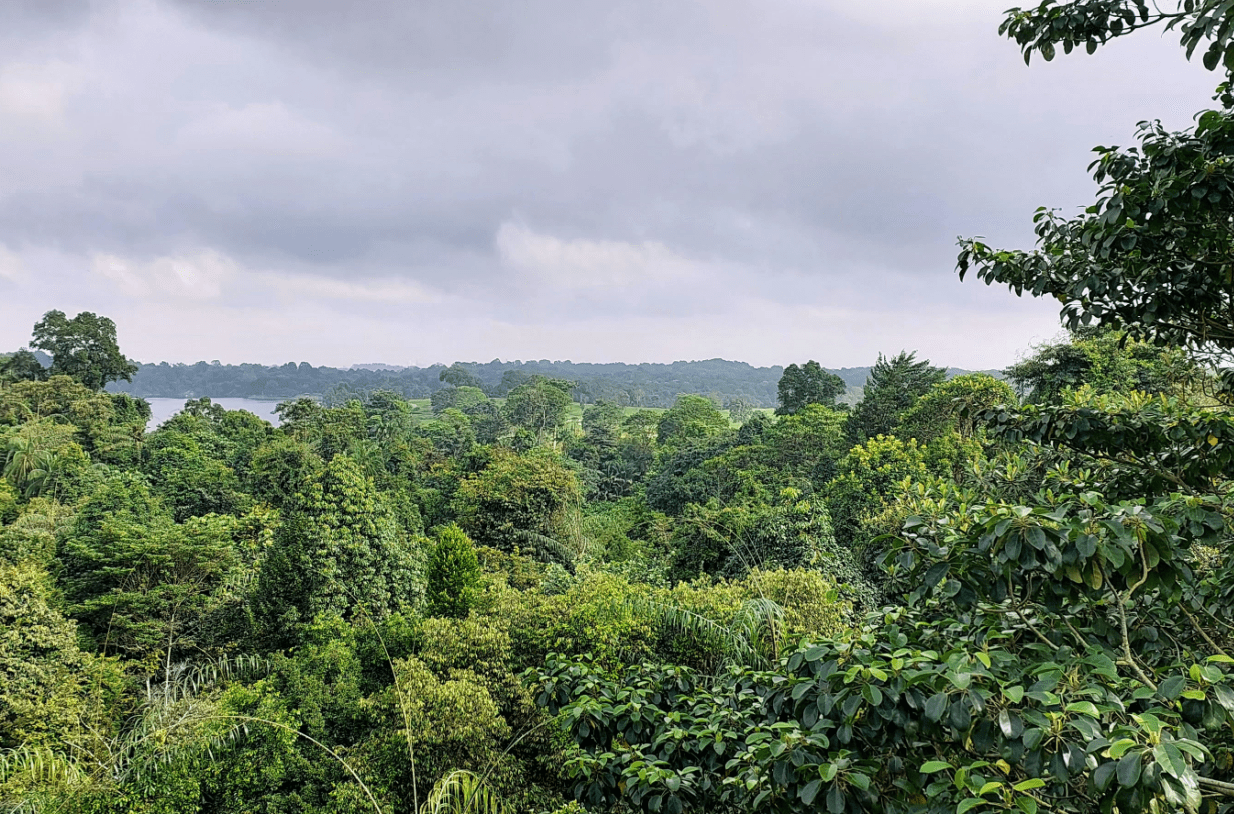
<box><xmin>426</xmin><ymin>524</ymin><xmax>482</xmax><ymax>619</ymax></box>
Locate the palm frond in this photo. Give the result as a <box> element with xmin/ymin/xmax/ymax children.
<box><xmin>626</xmin><ymin>596</ymin><xmax>771</xmax><ymax>670</ymax></box>
<box><xmin>144</xmin><ymin>655</ymin><xmax>270</xmax><ymax>705</ymax></box>
<box><xmin>420</xmin><ymin>770</ymin><xmax>507</xmax><ymax>814</ymax></box>
<box><xmin>731</xmin><ymin>597</ymin><xmax>787</xmax><ymax>664</ymax></box>
<box><xmin>0</xmin><ymin>746</ymin><xmax>90</xmax><ymax>814</ymax></box>
<box><xmin>0</xmin><ymin>746</ymin><xmax>86</xmax><ymax>787</ymax></box>
<box><xmin>510</xmin><ymin>529</ymin><xmax>575</xmax><ymax>570</ymax></box>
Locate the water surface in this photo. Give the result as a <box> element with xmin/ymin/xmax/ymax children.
<box><xmin>145</xmin><ymin>397</ymin><xmax>283</xmax><ymax>431</ymax></box>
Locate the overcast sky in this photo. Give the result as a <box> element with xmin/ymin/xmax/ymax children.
<box><xmin>0</xmin><ymin>0</ymin><xmax>1218</xmax><ymax>369</ymax></box>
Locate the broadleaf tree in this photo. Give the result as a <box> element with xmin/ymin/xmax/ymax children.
<box><xmin>29</xmin><ymin>311</ymin><xmax>138</xmax><ymax>392</ymax></box>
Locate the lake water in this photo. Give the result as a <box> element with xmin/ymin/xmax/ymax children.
<box><xmin>145</xmin><ymin>397</ymin><xmax>284</xmax><ymax>430</ymax></box>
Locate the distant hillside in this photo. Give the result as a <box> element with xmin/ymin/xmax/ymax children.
<box><xmin>102</xmin><ymin>357</ymin><xmax>1003</xmax><ymax>408</ymax></box>
<box><xmin>0</xmin><ymin>350</ymin><xmax>52</xmax><ymax>366</ymax></box>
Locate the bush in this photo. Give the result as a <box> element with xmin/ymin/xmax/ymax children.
<box><xmin>0</xmin><ymin>479</ymin><xmax>17</xmax><ymax>526</ymax></box>
<box><xmin>426</xmin><ymin>524</ymin><xmax>482</xmax><ymax>618</ymax></box>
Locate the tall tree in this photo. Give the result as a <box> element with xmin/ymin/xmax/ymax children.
<box><xmin>845</xmin><ymin>351</ymin><xmax>947</xmax><ymax>444</ymax></box>
<box><xmin>656</xmin><ymin>394</ymin><xmax>730</xmax><ymax>448</ymax></box>
<box><xmin>254</xmin><ymin>455</ymin><xmax>424</xmax><ymax>643</ymax></box>
<box><xmin>502</xmin><ymin>376</ymin><xmax>573</xmax><ymax>439</ymax></box>
<box><xmin>29</xmin><ymin>311</ymin><xmax>137</xmax><ymax>391</ymax></box>
<box><xmin>775</xmin><ymin>361</ymin><xmax>845</xmax><ymax>415</ymax></box>
<box><xmin>438</xmin><ymin>363</ymin><xmax>484</xmax><ymax>391</ymax></box>
<box><xmin>430</xmin><ymin>385</ymin><xmax>490</xmax><ymax>416</ymax></box>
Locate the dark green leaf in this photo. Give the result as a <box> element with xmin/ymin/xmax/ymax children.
<box><xmin>1093</xmin><ymin>762</ymin><xmax>1117</xmax><ymax>792</ymax></box>
<box><xmin>1117</xmin><ymin>751</ymin><xmax>1142</xmax><ymax>788</ymax></box>
<box><xmin>827</xmin><ymin>784</ymin><xmax>845</xmax><ymax>814</ymax></box>
<box><xmin>1158</xmin><ymin>675</ymin><xmax>1186</xmax><ymax>701</ymax></box>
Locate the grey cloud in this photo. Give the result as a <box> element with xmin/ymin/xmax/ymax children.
<box><xmin>0</xmin><ymin>0</ymin><xmax>1219</xmax><ymax>367</ymax></box>
<box><xmin>1</xmin><ymin>0</ymin><xmax>93</xmax><ymax>48</ymax></box>
<box><xmin>165</xmin><ymin>0</ymin><xmax>707</xmax><ymax>88</ymax></box>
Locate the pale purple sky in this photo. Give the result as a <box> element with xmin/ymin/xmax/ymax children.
<box><xmin>0</xmin><ymin>0</ymin><xmax>1218</xmax><ymax>368</ymax></box>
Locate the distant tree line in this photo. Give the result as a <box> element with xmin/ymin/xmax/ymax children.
<box><xmin>59</xmin><ymin>355</ymin><xmax>997</xmax><ymax>408</ymax></box>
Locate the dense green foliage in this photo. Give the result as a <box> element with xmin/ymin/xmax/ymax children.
<box><xmin>2</xmin><ymin>305</ymin><xmax>993</xmax><ymax>812</ymax></box>
<box><xmin>846</xmin><ymin>353</ymin><xmax>948</xmax><ymax>446</ymax></box>
<box><xmin>6</xmin><ymin>300</ymin><xmax>1234</xmax><ymax>814</ymax></box>
<box><xmin>27</xmin><ymin>310</ymin><xmax>138</xmax><ymax>391</ymax></box>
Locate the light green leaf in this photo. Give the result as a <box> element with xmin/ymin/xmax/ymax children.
<box><xmin>1065</xmin><ymin>701</ymin><xmax>1100</xmax><ymax>718</ymax></box>
<box><xmin>957</xmin><ymin>798</ymin><xmax>986</xmax><ymax>814</ymax></box>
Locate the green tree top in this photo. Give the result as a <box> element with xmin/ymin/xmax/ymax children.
<box><xmin>502</xmin><ymin>376</ymin><xmax>573</xmax><ymax>437</ymax></box>
<box><xmin>438</xmin><ymin>363</ymin><xmax>484</xmax><ymax>391</ymax></box>
<box><xmin>425</xmin><ymin>524</ymin><xmax>481</xmax><ymax>619</ymax></box>
<box><xmin>254</xmin><ymin>454</ymin><xmax>424</xmax><ymax>643</ymax></box>
<box><xmin>776</xmin><ymin>361</ymin><xmax>845</xmax><ymax>415</ymax></box>
<box><xmin>896</xmin><ymin>373</ymin><xmax>1017</xmax><ymax>442</ymax></box>
<box><xmin>1003</xmin><ymin>329</ymin><xmax>1198</xmax><ymax>404</ymax></box>
<box><xmin>30</xmin><ymin>311</ymin><xmax>137</xmax><ymax>391</ymax></box>
<box><xmin>846</xmin><ymin>351</ymin><xmax>947</xmax><ymax>444</ymax></box>
<box><xmin>657</xmin><ymin>394</ymin><xmax>730</xmax><ymax>448</ymax></box>
<box><xmin>0</xmin><ymin>350</ymin><xmax>48</xmax><ymax>385</ymax></box>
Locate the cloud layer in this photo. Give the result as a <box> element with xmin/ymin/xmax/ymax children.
<box><xmin>0</xmin><ymin>0</ymin><xmax>1219</xmax><ymax>368</ymax></box>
